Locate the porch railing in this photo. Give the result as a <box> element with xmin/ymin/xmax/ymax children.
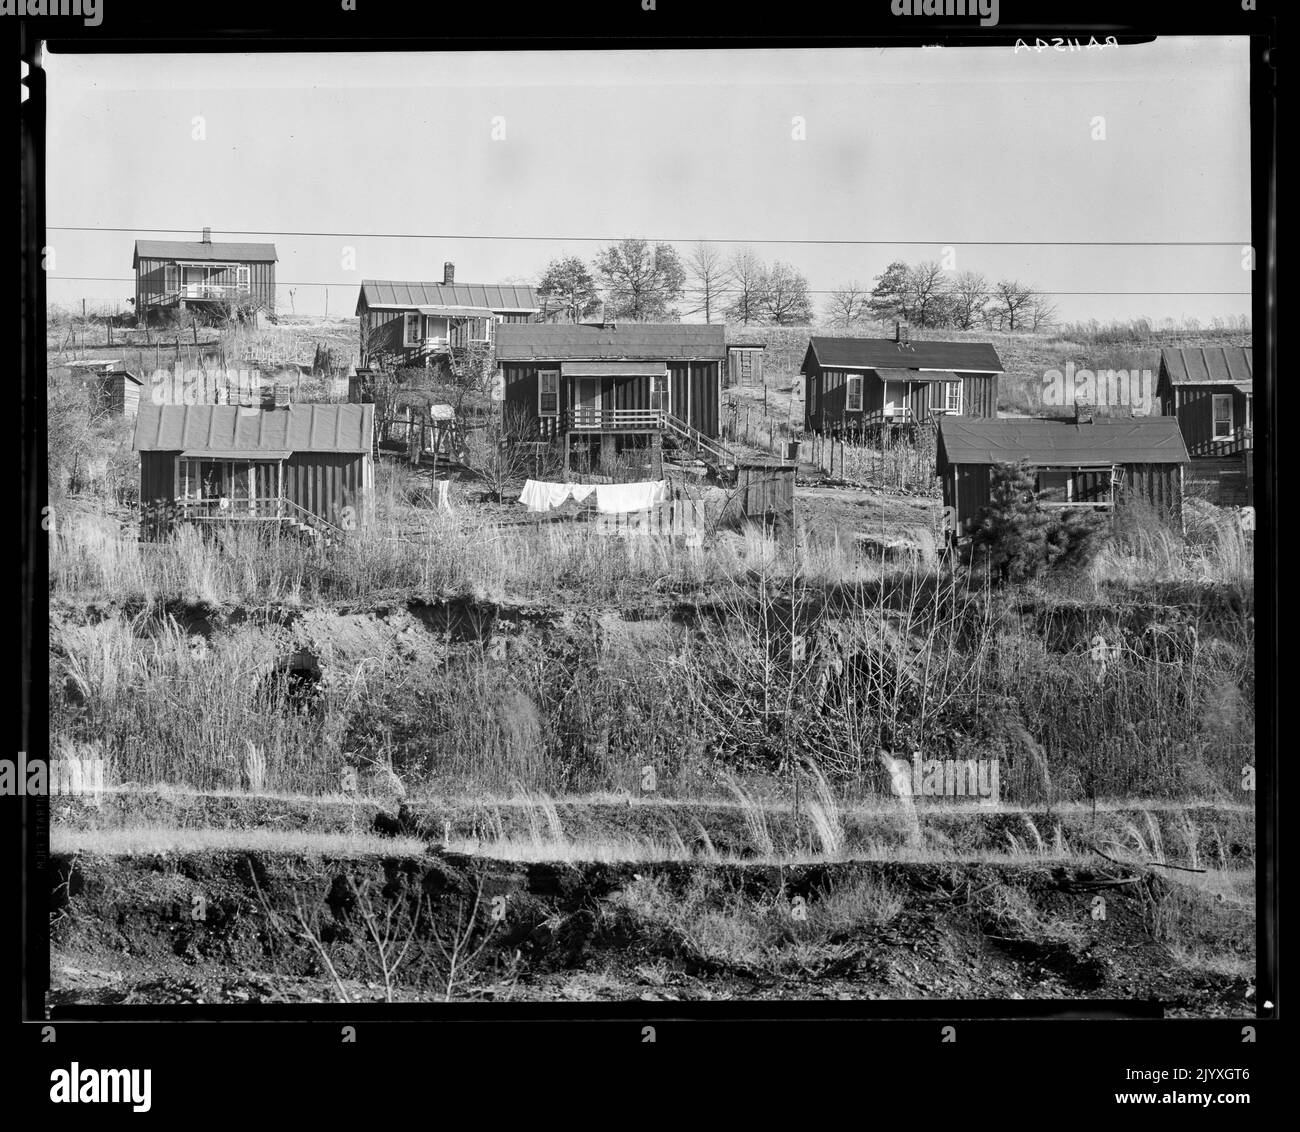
<box><xmin>562</xmin><ymin>407</ymin><xmax>667</xmax><ymax>431</ymax></box>
<box><xmin>146</xmin><ymin>282</ymin><xmax>252</xmax><ymax>305</ymax></box>
<box><xmin>173</xmin><ymin>496</ymin><xmax>349</xmax><ymax>542</ymax></box>
<box><xmin>1188</xmin><ymin>428</ymin><xmax>1253</xmax><ymax>458</ymax></box>
<box><xmin>176</xmin><ymin>496</ymin><xmax>285</xmax><ymax>519</ymax></box>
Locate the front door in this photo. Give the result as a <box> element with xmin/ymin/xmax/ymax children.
<box><xmin>576</xmin><ymin>377</ymin><xmax>601</xmax><ymax>428</ymax></box>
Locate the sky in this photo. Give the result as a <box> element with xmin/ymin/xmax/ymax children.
<box><xmin>43</xmin><ymin>39</ymin><xmax>1252</xmax><ymax>325</ymax></box>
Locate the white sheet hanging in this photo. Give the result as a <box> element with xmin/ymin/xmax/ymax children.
<box><xmin>518</xmin><ymin>480</ymin><xmax>597</xmax><ymax>512</ymax></box>
<box><xmin>594</xmin><ymin>480</ymin><xmax>669</xmax><ymax>514</ymax></box>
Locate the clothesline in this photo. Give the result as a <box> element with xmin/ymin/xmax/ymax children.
<box><xmin>517</xmin><ymin>479</ymin><xmax>670</xmax><ymax>514</ymax></box>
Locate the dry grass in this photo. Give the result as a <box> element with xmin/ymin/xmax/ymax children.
<box><xmin>51</xmin><ymin>825</ymin><xmax>426</xmax><ymax>857</ymax></box>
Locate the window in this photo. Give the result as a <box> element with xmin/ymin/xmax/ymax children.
<box><xmin>403</xmin><ymin>314</ymin><xmax>423</xmax><ymax>347</ymax></box>
<box><xmin>1212</xmin><ymin>394</ymin><xmax>1234</xmax><ymax>439</ymax></box>
<box><xmin>650</xmin><ymin>373</ymin><xmax>670</xmax><ymax>414</ymax></box>
<box><xmin>846</xmin><ymin>374</ymin><xmax>863</xmax><ymax>412</ymax></box>
<box><xmin>236</xmin><ymin>265</ymin><xmax>251</xmax><ymax>293</ymax></box>
<box><xmin>471</xmin><ymin>318</ymin><xmax>491</xmax><ymax>343</ymax></box>
<box><xmin>929</xmin><ymin>381</ymin><xmax>962</xmax><ymax>413</ymax></box>
<box><xmin>539</xmin><ymin>370</ymin><xmax>559</xmax><ymax>416</ymax></box>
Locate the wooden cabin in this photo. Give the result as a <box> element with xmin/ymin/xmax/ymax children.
<box><xmin>133</xmin><ymin>403</ymin><xmax>374</xmax><ymax>541</ymax></box>
<box><xmin>1156</xmin><ymin>347</ymin><xmax>1253</xmax><ymax>505</ymax></box>
<box><xmin>356</xmin><ymin>265</ymin><xmax>540</xmax><ymax>368</ymax></box>
<box><xmin>936</xmin><ymin>415</ymin><xmax>1189</xmax><ymax>538</ymax></box>
<box><xmin>133</xmin><ymin>230</ymin><xmax>276</xmax><ymax>323</ymax></box>
<box><xmin>802</xmin><ymin>325</ymin><xmax>1002</xmax><ymax>434</ymax></box>
<box><xmin>496</xmin><ymin>322</ymin><xmax>728</xmax><ymax>472</ymax></box>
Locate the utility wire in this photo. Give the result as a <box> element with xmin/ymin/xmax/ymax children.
<box><xmin>47</xmin><ymin>225</ymin><xmax>1249</xmax><ymax>247</ymax></box>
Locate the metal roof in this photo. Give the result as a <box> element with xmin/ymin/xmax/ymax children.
<box><xmin>937</xmin><ymin>416</ymin><xmax>1190</xmax><ymax>470</ymax></box>
<box><xmin>496</xmin><ymin>323</ymin><xmax>727</xmax><ymax>362</ymax></box>
<box><xmin>561</xmin><ymin>361</ymin><xmax>669</xmax><ymax>377</ymax></box>
<box><xmin>415</xmin><ymin>305</ymin><xmax>496</xmax><ymax>318</ymax></box>
<box><xmin>133</xmin><ymin>240</ymin><xmax>278</xmax><ymax>264</ymax></box>
<box><xmin>181</xmin><ymin>449</ymin><xmax>292</xmax><ymax>461</ymax></box>
<box><xmin>133</xmin><ymin>404</ymin><xmax>374</xmax><ymax>455</ymax></box>
<box><xmin>357</xmin><ymin>280</ymin><xmax>539</xmax><ymax>314</ymax></box>
<box><xmin>1159</xmin><ymin>347</ymin><xmax>1253</xmax><ymax>386</ymax></box>
<box><xmin>806</xmin><ymin>336</ymin><xmax>1004</xmax><ymax>373</ymax></box>
<box><xmin>874</xmin><ymin>367</ymin><xmax>960</xmax><ymax>383</ymax></box>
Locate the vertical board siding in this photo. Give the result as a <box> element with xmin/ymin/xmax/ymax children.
<box><xmin>943</xmin><ymin>461</ymin><xmax>1184</xmax><ymax>538</ymax></box>
<box><xmin>135</xmin><ymin>256</ymin><xmax>275</xmax><ymax>315</ymax></box>
<box><xmin>503</xmin><ymin>359</ymin><xmax>721</xmax><ymax>439</ymax></box>
<box><xmin>138</xmin><ymin>451</ymin><xmax>367</xmax><ymax>537</ymax></box>
<box><xmin>284</xmin><ymin>453</ymin><xmax>367</xmax><ymax>527</ymax></box>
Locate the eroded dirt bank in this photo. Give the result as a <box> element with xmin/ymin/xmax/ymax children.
<box><xmin>48</xmin><ymin>850</ymin><xmax>1254</xmax><ymax>1015</ymax></box>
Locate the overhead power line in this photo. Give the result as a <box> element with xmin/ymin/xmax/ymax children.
<box><xmin>46</xmin><ymin>225</ymin><xmax>1250</xmax><ymax>248</ymax></box>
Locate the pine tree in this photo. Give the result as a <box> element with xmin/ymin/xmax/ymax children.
<box><xmin>973</xmin><ymin>461</ymin><xmax>1051</xmax><ymax>583</ymax></box>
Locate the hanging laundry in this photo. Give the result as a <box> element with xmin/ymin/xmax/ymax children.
<box><xmin>517</xmin><ymin>479</ymin><xmax>575</xmax><ymax>512</ymax></box>
<box><xmin>568</xmin><ymin>484</ymin><xmax>597</xmax><ymax>504</ymax></box>
<box><xmin>594</xmin><ymin>480</ymin><xmax>669</xmax><ymax>514</ymax></box>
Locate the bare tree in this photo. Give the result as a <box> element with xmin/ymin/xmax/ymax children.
<box><xmin>1025</xmin><ymin>291</ymin><xmax>1060</xmax><ymax>332</ymax></box>
<box><xmin>907</xmin><ymin>260</ymin><xmax>952</xmax><ymax>329</ymax></box>
<box><xmin>347</xmin><ymin>876</ymin><xmax>424</xmax><ymax>1003</ymax></box>
<box><xmin>684</xmin><ymin>242</ymin><xmax>732</xmax><ymax>323</ymax></box>
<box><xmin>725</xmin><ymin>247</ymin><xmax>767</xmax><ymax>325</ymax></box>
<box><xmin>824</xmin><ymin>281</ymin><xmax>870</xmax><ymax>328</ymax></box>
<box><xmin>989</xmin><ymin>278</ymin><xmax>1036</xmax><ymax>332</ymax></box>
<box><xmin>759</xmin><ymin>261</ymin><xmax>814</xmax><ymax>325</ymax></box>
<box><xmin>949</xmin><ymin>270</ymin><xmax>990</xmax><ymax>330</ymax></box>
<box><xmin>423</xmin><ymin>870</ymin><xmax>503</xmax><ymax>1002</ymax></box>
<box><xmin>468</xmin><ymin>403</ymin><xmax>545</xmax><ymax>500</ymax></box>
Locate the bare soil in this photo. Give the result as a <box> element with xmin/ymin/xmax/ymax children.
<box><xmin>47</xmin><ymin>847</ymin><xmax>1254</xmax><ymax>1015</ymax></box>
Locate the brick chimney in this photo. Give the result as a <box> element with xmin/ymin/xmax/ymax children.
<box><xmin>895</xmin><ymin>320</ymin><xmax>910</xmax><ymax>345</ymax></box>
<box><xmin>443</xmin><ymin>262</ymin><xmax>455</xmax><ymax>285</ymax></box>
<box><xmin>201</xmin><ymin>227</ymin><xmax>212</xmax><ymax>245</ymax></box>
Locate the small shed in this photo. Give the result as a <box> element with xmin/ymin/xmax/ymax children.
<box><xmin>726</xmin><ymin>339</ymin><xmax>766</xmax><ymax>388</ymax></box>
<box><xmin>936</xmin><ymin>416</ymin><xmax>1189</xmax><ymax>537</ymax></box>
<box><xmin>69</xmin><ymin>360</ymin><xmax>144</xmax><ymax>417</ymax></box>
<box><xmin>726</xmin><ymin>461</ymin><xmax>796</xmax><ymax>528</ymax></box>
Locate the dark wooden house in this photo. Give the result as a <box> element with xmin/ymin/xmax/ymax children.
<box><xmin>133</xmin><ymin>229</ymin><xmax>276</xmax><ymax>322</ymax></box>
<box><xmin>496</xmin><ymin>322</ymin><xmax>728</xmax><ymax>472</ymax></box>
<box><xmin>1156</xmin><ymin>347</ymin><xmax>1253</xmax><ymax>505</ymax></box>
<box><xmin>802</xmin><ymin>326</ymin><xmax>1002</xmax><ymax>433</ymax></box>
<box><xmin>356</xmin><ymin>265</ymin><xmax>540</xmax><ymax>368</ymax></box>
<box><xmin>133</xmin><ymin>403</ymin><xmax>374</xmax><ymax>540</ymax></box>
<box><xmin>936</xmin><ymin>415</ymin><xmax>1189</xmax><ymax>538</ymax></box>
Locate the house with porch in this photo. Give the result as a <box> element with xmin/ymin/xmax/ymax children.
<box><xmin>1156</xmin><ymin>347</ymin><xmax>1253</xmax><ymax>504</ymax></box>
<box><xmin>802</xmin><ymin>325</ymin><xmax>1003</xmax><ymax>434</ymax></box>
<box><xmin>133</xmin><ymin>229</ymin><xmax>276</xmax><ymax>322</ymax></box>
<box><xmin>356</xmin><ymin>265</ymin><xmax>540</xmax><ymax>368</ymax></box>
<box><xmin>133</xmin><ymin>402</ymin><xmax>374</xmax><ymax>542</ymax></box>
<box><xmin>936</xmin><ymin>415</ymin><xmax>1189</xmax><ymax>538</ymax></box>
<box><xmin>495</xmin><ymin>322</ymin><xmax>729</xmax><ymax>473</ymax></box>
